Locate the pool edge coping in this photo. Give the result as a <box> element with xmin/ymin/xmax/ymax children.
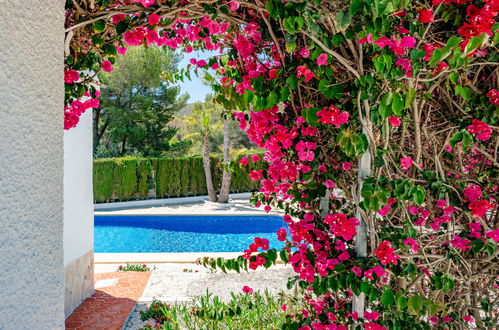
<box><xmin>95</xmin><ymin>252</ymin><xmax>285</xmax><ymax>264</ymax></box>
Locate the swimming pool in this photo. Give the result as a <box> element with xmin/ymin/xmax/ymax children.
<box><xmin>94</xmin><ymin>214</ymin><xmax>287</xmax><ymax>253</ymax></box>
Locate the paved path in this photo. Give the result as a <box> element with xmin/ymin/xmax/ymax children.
<box><xmin>65</xmin><ymin>272</ymin><xmax>151</xmax><ymax>330</ymax></box>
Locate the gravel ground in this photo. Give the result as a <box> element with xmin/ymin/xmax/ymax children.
<box><xmin>120</xmin><ymin>263</ymin><xmax>294</xmax><ymax>329</ymax></box>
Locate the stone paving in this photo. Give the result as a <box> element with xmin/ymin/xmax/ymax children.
<box><xmin>65</xmin><ymin>271</ymin><xmax>151</xmax><ymax>330</ymax></box>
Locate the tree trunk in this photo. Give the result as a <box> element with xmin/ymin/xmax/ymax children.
<box><xmin>217</xmin><ymin>120</ymin><xmax>232</xmax><ymax>203</ymax></box>
<box><xmin>121</xmin><ymin>136</ymin><xmax>127</xmax><ymax>155</ymax></box>
<box><xmin>202</xmin><ymin>134</ymin><xmax>218</xmax><ymax>202</ymax></box>
<box><xmin>352</xmin><ymin>125</ymin><xmax>372</xmax><ymax>319</ymax></box>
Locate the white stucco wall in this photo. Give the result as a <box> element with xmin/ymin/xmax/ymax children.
<box><xmin>0</xmin><ymin>1</ymin><xmax>65</xmax><ymax>328</ymax></box>
<box><xmin>64</xmin><ymin>110</ymin><xmax>94</xmax><ymax>265</ymax></box>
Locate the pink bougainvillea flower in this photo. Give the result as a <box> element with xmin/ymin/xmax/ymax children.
<box><xmin>189</xmin><ymin>58</ymin><xmax>197</xmax><ymax>65</ymax></box>
<box><xmin>377</xmin><ymin>204</ymin><xmax>390</xmax><ymax>216</ymax></box>
<box><xmin>450</xmin><ymin>235</ymin><xmax>472</xmax><ymax>250</ymax></box>
<box><xmin>277</xmin><ymin>228</ymin><xmax>287</xmax><ymax>241</ymax></box>
<box><xmin>101</xmin><ymin>60</ymin><xmax>113</xmax><ymax>72</ymax></box>
<box><xmin>436</xmin><ymin>199</ymin><xmax>447</xmax><ymax>208</ymax></box>
<box><xmin>351</xmin><ymin>266</ymin><xmax>363</xmax><ymax>277</ymax></box>
<box><xmin>111</xmin><ymin>14</ymin><xmax>126</xmax><ymax>24</ymax></box>
<box><xmin>317</xmin><ymin>105</ymin><xmax>350</xmax><ymax>127</ymax></box>
<box><xmin>358</xmin><ymin>33</ymin><xmax>373</xmax><ymax>44</ymax></box>
<box><xmin>251</xmin><ymin>154</ymin><xmax>261</xmax><ymax>162</ymax></box>
<box><xmin>486</xmin><ymin>89</ymin><xmax>499</xmax><ymax>106</ymax></box>
<box><xmin>429</xmin><ymin>315</ymin><xmax>439</xmax><ymax>325</ymax></box>
<box><xmin>463</xmin><ymin>184</ymin><xmax>481</xmax><ymax>202</ymax></box>
<box><xmin>296</xmin><ymin>65</ymin><xmax>315</xmax><ymax>82</ymax></box>
<box><xmin>324</xmin><ymin>213</ymin><xmax>359</xmax><ymax>241</ymax></box>
<box><xmin>299</xmin><ymin>47</ymin><xmax>310</xmax><ymax>58</ymax></box>
<box><xmin>242</xmin><ymin>286</ymin><xmax>253</xmax><ymax>294</ymax></box>
<box><xmin>485</xmin><ymin>228</ymin><xmax>499</xmax><ymax>242</ymax></box>
<box><xmin>468</xmin><ymin>199</ymin><xmax>493</xmax><ymax>218</ymax></box>
<box><xmin>185</xmin><ymin>46</ymin><xmax>193</xmax><ymax>53</ymax></box>
<box><xmin>388</xmin><ymin>116</ymin><xmax>401</xmax><ymax>127</ymax></box>
<box><xmin>463</xmin><ymin>315</ymin><xmax>474</xmax><ymax>323</ymax></box>
<box><xmin>399</xmin><ymin>36</ymin><xmax>416</xmax><ymax>48</ymax></box>
<box><xmin>132</xmin><ymin>0</ymin><xmax>155</xmax><ymax>7</ymax></box>
<box><xmin>148</xmin><ymin>14</ymin><xmax>161</xmax><ymax>25</ymax></box>
<box><xmin>238</xmin><ymin>156</ymin><xmax>248</xmax><ymax>167</ymax></box>
<box><xmin>364</xmin><ymin>310</ymin><xmax>380</xmax><ymax>321</ymax></box>
<box><xmin>341</xmin><ymin>162</ymin><xmax>352</xmax><ymax>170</ymax></box>
<box><xmin>324</xmin><ymin>179</ymin><xmax>335</xmax><ymax>189</ymax></box>
<box><xmin>375</xmin><ymin>240</ymin><xmax>400</xmax><ymax>265</ymax></box>
<box><xmin>374</xmin><ymin>36</ymin><xmax>389</xmax><ymax>48</ymax></box>
<box><xmin>317</xmin><ymin>53</ymin><xmax>329</xmax><ymax>66</ymax></box>
<box><xmin>116</xmin><ymin>46</ymin><xmax>128</xmax><ymax>55</ymax></box>
<box><xmin>467</xmin><ymin>119</ymin><xmax>492</xmax><ymax>141</ymax></box>
<box><xmin>442</xmin><ymin>316</ymin><xmax>452</xmax><ymax>323</ymax></box>
<box><xmin>400</xmin><ymin>156</ymin><xmax>413</xmax><ymax>170</ymax></box>
<box><xmin>228</xmin><ymin>0</ymin><xmax>240</xmax><ymax>11</ymax></box>
<box><xmin>418</xmin><ymin>9</ymin><xmax>434</xmax><ymax>23</ymax></box>
<box><xmin>364</xmin><ymin>322</ymin><xmax>387</xmax><ymax>330</ymax></box>
<box><xmin>64</xmin><ymin>69</ymin><xmax>80</xmax><ymax>84</ymax></box>
<box><xmin>403</xmin><ymin>237</ymin><xmax>420</xmax><ymax>253</ymax></box>
<box><xmin>264</xmin><ymin>205</ymin><xmax>272</xmax><ymax>213</ymax></box>
<box><xmin>249</xmin><ymin>170</ymin><xmax>263</xmax><ymax>181</ymax></box>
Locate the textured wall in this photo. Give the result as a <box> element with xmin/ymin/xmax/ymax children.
<box><xmin>64</xmin><ymin>109</ymin><xmax>94</xmax><ymax>316</ymax></box>
<box><xmin>0</xmin><ymin>1</ymin><xmax>65</xmax><ymax>328</ymax></box>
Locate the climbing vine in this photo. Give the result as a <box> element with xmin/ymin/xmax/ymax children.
<box><xmin>66</xmin><ymin>0</ymin><xmax>498</xmax><ymax>328</ymax></box>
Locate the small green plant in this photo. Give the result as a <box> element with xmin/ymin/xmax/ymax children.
<box><xmin>116</xmin><ymin>264</ymin><xmax>154</xmax><ymax>272</ymax></box>
<box><xmin>139</xmin><ymin>289</ymin><xmax>304</xmax><ymax>330</ymax></box>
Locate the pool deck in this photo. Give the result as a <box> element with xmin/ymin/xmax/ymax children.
<box><xmin>95</xmin><ymin>252</ymin><xmax>244</xmax><ymax>264</ymax></box>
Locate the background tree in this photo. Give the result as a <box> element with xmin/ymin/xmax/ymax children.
<box><xmin>181</xmin><ymin>97</ymin><xmax>244</xmax><ymax>203</ymax></box>
<box><xmin>94</xmin><ymin>46</ymin><xmax>188</xmax><ymax>157</ymax></box>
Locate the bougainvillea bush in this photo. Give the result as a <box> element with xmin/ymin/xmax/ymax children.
<box><xmin>66</xmin><ymin>0</ymin><xmax>498</xmax><ymax>328</ymax></box>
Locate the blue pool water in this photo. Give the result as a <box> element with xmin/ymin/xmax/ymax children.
<box><xmin>94</xmin><ymin>214</ymin><xmax>287</xmax><ymax>253</ymax></box>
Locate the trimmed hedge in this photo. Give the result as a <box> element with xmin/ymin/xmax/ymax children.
<box><xmin>93</xmin><ymin>154</ymin><xmax>264</xmax><ymax>203</ymax></box>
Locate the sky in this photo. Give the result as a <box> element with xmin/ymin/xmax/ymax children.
<box><xmin>175</xmin><ymin>50</ymin><xmax>220</xmax><ymax>104</ymax></box>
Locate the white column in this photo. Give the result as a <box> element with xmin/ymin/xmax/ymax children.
<box><xmin>0</xmin><ymin>0</ymin><xmax>65</xmax><ymax>328</ymax></box>
<box><xmin>64</xmin><ymin>109</ymin><xmax>95</xmax><ymax>316</ymax></box>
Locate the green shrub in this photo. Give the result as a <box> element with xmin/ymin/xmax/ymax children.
<box><xmin>113</xmin><ymin>157</ymin><xmax>137</xmax><ymax>201</ymax></box>
<box><xmin>136</xmin><ymin>158</ymin><xmax>152</xmax><ymax>199</ymax></box>
<box><xmin>93</xmin><ymin>159</ymin><xmax>115</xmax><ymax>202</ymax></box>
<box><xmin>93</xmin><ymin>153</ymin><xmax>266</xmax><ymax>203</ymax></box>
<box><xmin>138</xmin><ymin>290</ymin><xmax>302</xmax><ymax>330</ymax></box>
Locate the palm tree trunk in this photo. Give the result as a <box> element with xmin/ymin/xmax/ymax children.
<box><xmin>218</xmin><ymin>120</ymin><xmax>232</xmax><ymax>203</ymax></box>
<box><xmin>202</xmin><ymin>134</ymin><xmax>218</xmax><ymax>202</ymax></box>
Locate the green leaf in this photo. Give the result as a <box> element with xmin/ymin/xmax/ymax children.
<box><xmin>116</xmin><ymin>21</ymin><xmax>128</xmax><ymax>34</ymax></box>
<box><xmin>408</xmin><ymin>295</ymin><xmax>424</xmax><ymax>314</ymax></box>
<box><xmin>412</xmin><ymin>186</ymin><xmax>426</xmax><ymax>206</ymax></box>
<box><xmin>286</xmin><ymin>75</ymin><xmax>298</xmax><ymax>90</ymax></box>
<box><xmin>280</xmin><ymin>249</ymin><xmax>290</xmax><ymax>263</ymax></box>
<box><xmin>93</xmin><ymin>20</ymin><xmax>106</xmax><ymax>33</ymax></box>
<box><xmin>396</xmin><ymin>295</ymin><xmax>408</xmax><ymax>310</ymax></box>
<box><xmin>410</xmin><ymin>49</ymin><xmax>427</xmax><ymax>61</ymax></box>
<box><xmin>449</xmin><ymin>72</ymin><xmax>459</xmax><ymax>85</ymax></box>
<box><xmin>455</xmin><ymin>85</ymin><xmax>471</xmax><ymax>101</ymax></box>
<box><xmin>335</xmin><ymin>11</ymin><xmax>352</xmax><ymax>31</ymax></box>
<box><xmin>381</xmin><ymin>289</ymin><xmax>395</xmax><ymax>307</ymax></box>
<box><xmin>349</xmin><ymin>0</ymin><xmax>363</xmax><ymax>16</ymax></box>
<box><xmin>361</xmin><ymin>282</ymin><xmax>372</xmax><ymax>295</ymax></box>
<box><xmin>266</xmin><ymin>91</ymin><xmax>279</xmax><ymax>108</ymax></box>
<box><xmin>462</xmin><ymin>131</ymin><xmax>473</xmax><ymax>151</ymax></box>
<box><xmin>392</xmin><ymin>93</ymin><xmax>404</xmax><ymax>116</ymax></box>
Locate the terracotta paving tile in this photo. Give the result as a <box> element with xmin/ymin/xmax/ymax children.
<box><xmin>65</xmin><ymin>271</ymin><xmax>151</xmax><ymax>329</ymax></box>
